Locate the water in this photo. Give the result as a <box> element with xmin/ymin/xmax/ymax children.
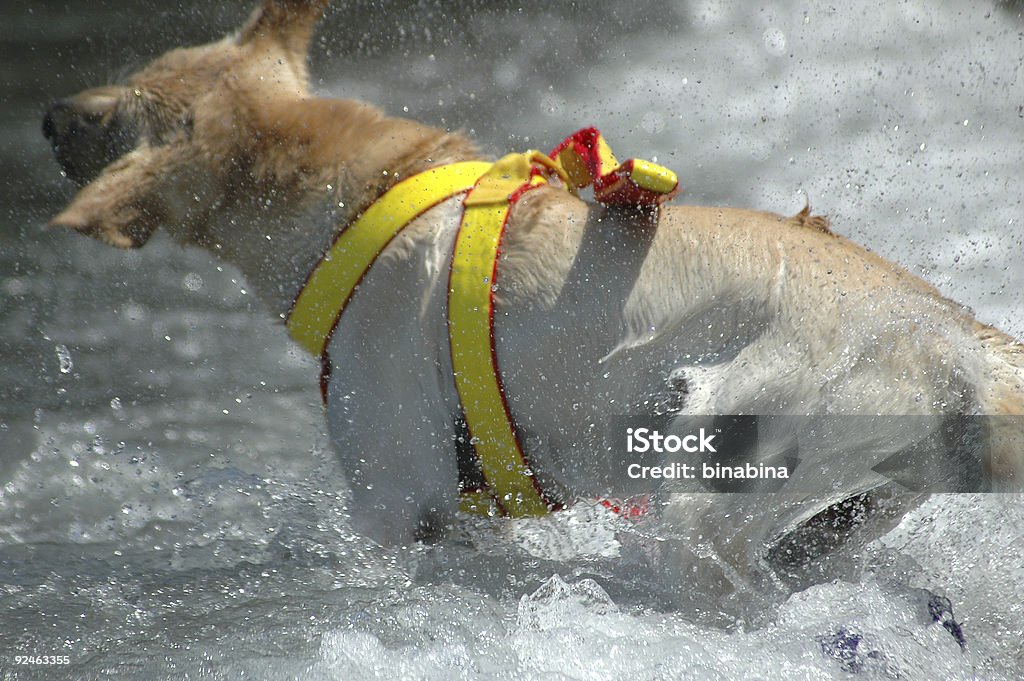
<box><xmin>2</xmin><ymin>1</ymin><xmax>1023</xmax><ymax>678</ymax></box>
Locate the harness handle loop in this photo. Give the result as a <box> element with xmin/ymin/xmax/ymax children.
<box><xmin>549</xmin><ymin>127</ymin><xmax>681</xmax><ymax>206</ymax></box>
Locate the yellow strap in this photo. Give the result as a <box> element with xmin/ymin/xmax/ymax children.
<box><xmin>593</xmin><ymin>133</ymin><xmax>620</xmax><ymax>177</ymax></box>
<box><xmin>552</xmin><ymin>132</ymin><xmax>620</xmax><ymax>188</ymax></box>
<box><xmin>449</xmin><ymin>152</ymin><xmax>553</xmax><ymax>517</ymax></box>
<box><xmin>287</xmin><ymin>161</ymin><xmax>492</xmax><ymax>356</ymax></box>
<box><xmin>626</xmin><ymin>158</ymin><xmax>679</xmax><ymax>195</ymax></box>
<box><xmin>465</xmin><ymin>150</ymin><xmax>570</xmax><ymax>205</ymax></box>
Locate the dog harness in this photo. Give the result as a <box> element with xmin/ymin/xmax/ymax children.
<box><xmin>287</xmin><ymin>128</ymin><xmax>678</xmax><ymax>517</ymax></box>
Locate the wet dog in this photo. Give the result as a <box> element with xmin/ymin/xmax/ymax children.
<box><xmin>42</xmin><ymin>0</ymin><xmax>1023</xmax><ymax>598</ymax></box>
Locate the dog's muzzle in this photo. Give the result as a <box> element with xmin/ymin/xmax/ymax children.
<box><xmin>43</xmin><ymin>95</ymin><xmax>137</xmax><ymax>186</ymax></box>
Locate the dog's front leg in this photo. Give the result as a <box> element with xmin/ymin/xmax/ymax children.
<box><xmin>325</xmin><ymin>367</ymin><xmax>460</xmax><ymax>546</ymax></box>
<box><xmin>319</xmin><ymin>212</ymin><xmax>464</xmax><ymax>547</ymax></box>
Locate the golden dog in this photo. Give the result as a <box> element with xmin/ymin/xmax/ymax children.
<box><xmin>42</xmin><ymin>0</ymin><xmax>1024</xmax><ymax>595</ymax></box>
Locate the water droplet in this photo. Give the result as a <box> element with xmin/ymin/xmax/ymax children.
<box><xmin>55</xmin><ymin>344</ymin><xmax>73</xmax><ymax>374</ymax></box>
<box><xmin>183</xmin><ymin>273</ymin><xmax>203</xmax><ymax>291</ymax></box>
<box><xmin>763</xmin><ymin>27</ymin><xmax>786</xmax><ymax>56</ymax></box>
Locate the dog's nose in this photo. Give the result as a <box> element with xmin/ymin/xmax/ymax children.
<box><xmin>42</xmin><ymin>109</ymin><xmax>56</xmax><ymax>141</ymax></box>
<box><xmin>42</xmin><ymin>99</ymin><xmax>73</xmax><ymax>141</ymax></box>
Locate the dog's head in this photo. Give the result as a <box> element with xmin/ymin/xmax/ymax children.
<box><xmin>44</xmin><ymin>0</ymin><xmax>329</xmax><ymax>248</ymax></box>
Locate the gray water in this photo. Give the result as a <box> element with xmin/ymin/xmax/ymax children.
<box><xmin>2</xmin><ymin>1</ymin><xmax>1023</xmax><ymax>679</ymax></box>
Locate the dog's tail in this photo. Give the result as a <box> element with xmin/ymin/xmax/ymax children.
<box><xmin>975</xmin><ymin>322</ymin><xmax>1024</xmax><ymax>489</ymax></box>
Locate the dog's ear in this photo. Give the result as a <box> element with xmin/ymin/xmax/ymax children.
<box><xmin>237</xmin><ymin>0</ymin><xmax>329</xmax><ymax>80</ymax></box>
<box><xmin>49</xmin><ymin>145</ymin><xmax>185</xmax><ymax>248</ymax></box>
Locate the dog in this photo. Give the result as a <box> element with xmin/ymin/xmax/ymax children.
<box><xmin>42</xmin><ymin>0</ymin><xmax>1024</xmax><ymax>598</ymax></box>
